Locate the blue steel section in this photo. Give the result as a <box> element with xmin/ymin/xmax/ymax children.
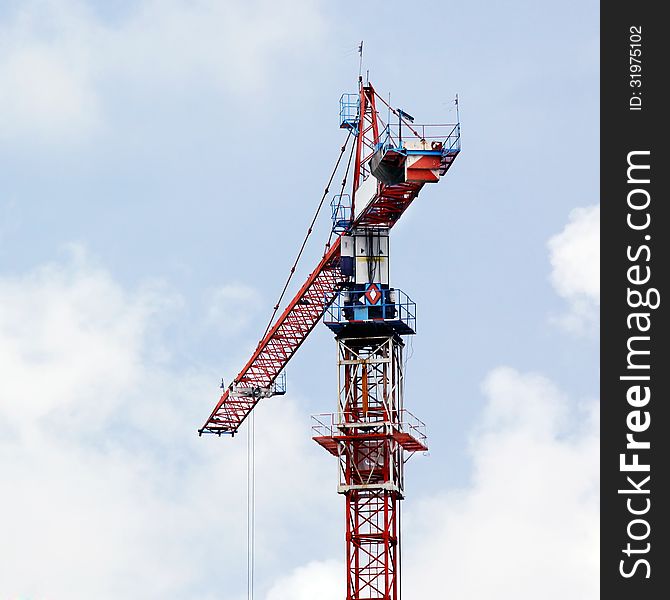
<box><xmin>405</xmin><ymin>149</ymin><xmax>442</xmax><ymax>155</ymax></box>
<box><xmin>324</xmin><ymin>288</ymin><xmax>416</xmax><ymax>335</ymax></box>
<box><xmin>331</xmin><ymin>194</ymin><xmax>352</xmax><ymax>232</ymax></box>
<box><xmin>273</xmin><ymin>371</ymin><xmax>287</xmax><ymax>395</ymax></box>
<box><xmin>451</xmin><ymin>123</ymin><xmax>462</xmax><ymax>150</ymax></box>
<box><xmin>340</xmin><ymin>94</ymin><xmax>360</xmax><ymax>130</ymax></box>
<box><xmin>442</xmin><ymin>123</ymin><xmax>461</xmax><ymax>156</ymax></box>
<box><xmin>374</xmin><ymin>125</ymin><xmax>397</xmax><ymax>153</ymax></box>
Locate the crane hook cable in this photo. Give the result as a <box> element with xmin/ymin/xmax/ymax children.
<box><xmin>247</xmin><ymin>410</ymin><xmax>255</xmax><ymax>600</ymax></box>
<box><xmin>260</xmin><ymin>129</ymin><xmax>354</xmax><ymax>341</ymax></box>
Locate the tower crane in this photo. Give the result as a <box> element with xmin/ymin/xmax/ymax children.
<box><xmin>199</xmin><ymin>77</ymin><xmax>460</xmax><ymax>600</ymax></box>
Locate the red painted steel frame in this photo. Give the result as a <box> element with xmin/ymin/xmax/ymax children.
<box><xmin>347</xmin><ymin>491</ymin><xmax>398</xmax><ymax>600</ymax></box>
<box><xmin>352</xmin><ymin>85</ymin><xmax>432</xmax><ymax>229</ymax></box>
<box><xmin>352</xmin><ymin>85</ymin><xmax>380</xmax><ymax>195</ymax></box>
<box><xmin>199</xmin><ymin>241</ymin><xmax>342</xmax><ymax>435</ymax></box>
<box><xmin>333</xmin><ymin>336</ymin><xmax>406</xmax><ymax>600</ymax></box>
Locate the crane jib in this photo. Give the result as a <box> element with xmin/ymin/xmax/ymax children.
<box><xmin>199</xmin><ymin>240</ymin><xmax>343</xmax><ymax>435</ymax></box>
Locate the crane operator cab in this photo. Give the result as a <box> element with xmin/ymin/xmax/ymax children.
<box><xmin>324</xmin><ymin>226</ymin><xmax>416</xmax><ymax>336</ymax></box>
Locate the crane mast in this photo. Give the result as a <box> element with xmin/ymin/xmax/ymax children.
<box><xmin>200</xmin><ymin>79</ymin><xmax>460</xmax><ymax>600</ymax></box>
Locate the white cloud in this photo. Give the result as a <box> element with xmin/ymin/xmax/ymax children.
<box><xmin>548</xmin><ymin>204</ymin><xmax>600</xmax><ymax>334</ymax></box>
<box><xmin>0</xmin><ymin>198</ymin><xmax>21</xmax><ymax>243</ymax></box>
<box><xmin>259</xmin><ymin>368</ymin><xmax>599</xmax><ymax>599</ymax></box>
<box><xmin>0</xmin><ymin>247</ymin><xmax>149</xmax><ymax>434</ymax></box>
<box><xmin>0</xmin><ymin>249</ymin><xmax>333</xmax><ymax>599</ymax></box>
<box><xmin>266</xmin><ymin>560</ymin><xmax>342</xmax><ymax>600</ymax></box>
<box><xmin>0</xmin><ymin>43</ymin><xmax>101</xmax><ymax>143</ymax></box>
<box><xmin>206</xmin><ymin>283</ymin><xmax>263</xmax><ymax>337</ymax></box>
<box><xmin>0</xmin><ymin>214</ymin><xmax>600</xmax><ymax>598</ymax></box>
<box><xmin>0</xmin><ymin>1</ymin><xmax>101</xmax><ymax>144</ymax></box>
<box><xmin>0</xmin><ymin>0</ymin><xmax>326</xmax><ymax>144</ymax></box>
<box><xmin>404</xmin><ymin>367</ymin><xmax>599</xmax><ymax>599</ymax></box>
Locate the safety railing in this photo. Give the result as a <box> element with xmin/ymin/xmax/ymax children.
<box><xmin>311</xmin><ymin>412</ymin><xmax>337</xmax><ymax>438</ymax></box>
<box><xmin>324</xmin><ymin>288</ymin><xmax>416</xmax><ymax>333</ymax></box>
<box><xmin>398</xmin><ymin>409</ymin><xmax>428</xmax><ymax>449</ymax></box>
<box><xmin>331</xmin><ymin>194</ymin><xmax>352</xmax><ymax>232</ymax></box>
<box><xmin>340</xmin><ymin>94</ymin><xmax>360</xmax><ymax>130</ymax></box>
<box><xmin>273</xmin><ymin>371</ymin><xmax>287</xmax><ymax>395</ymax></box>
<box><xmin>311</xmin><ymin>409</ymin><xmax>427</xmax><ymax>448</ymax></box>
<box><xmin>376</xmin><ymin>122</ymin><xmax>461</xmax><ymax>156</ymax></box>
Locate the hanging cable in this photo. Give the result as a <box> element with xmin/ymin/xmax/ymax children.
<box><xmin>247</xmin><ymin>410</ymin><xmax>255</xmax><ymax>600</ymax></box>
<box><xmin>398</xmin><ymin>498</ymin><xmax>403</xmax><ymax>599</ymax></box>
<box><xmin>260</xmin><ymin>130</ymin><xmax>354</xmax><ymax>341</ymax></box>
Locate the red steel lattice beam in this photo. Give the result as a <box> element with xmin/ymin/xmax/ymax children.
<box><xmin>347</xmin><ymin>490</ymin><xmax>398</xmax><ymax>600</ymax></box>
<box><xmin>199</xmin><ymin>241</ymin><xmax>342</xmax><ymax>435</ymax></box>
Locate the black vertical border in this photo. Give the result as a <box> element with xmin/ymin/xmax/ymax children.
<box><xmin>601</xmin><ymin>2</ymin><xmax>668</xmax><ymax>597</ymax></box>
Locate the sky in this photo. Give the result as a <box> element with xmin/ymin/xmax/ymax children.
<box><xmin>0</xmin><ymin>1</ymin><xmax>599</xmax><ymax>599</ymax></box>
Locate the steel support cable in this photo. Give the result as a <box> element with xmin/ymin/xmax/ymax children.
<box><xmin>247</xmin><ymin>411</ymin><xmax>255</xmax><ymax>600</ymax></box>
<box><xmin>260</xmin><ymin>130</ymin><xmax>353</xmax><ymax>341</ymax></box>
